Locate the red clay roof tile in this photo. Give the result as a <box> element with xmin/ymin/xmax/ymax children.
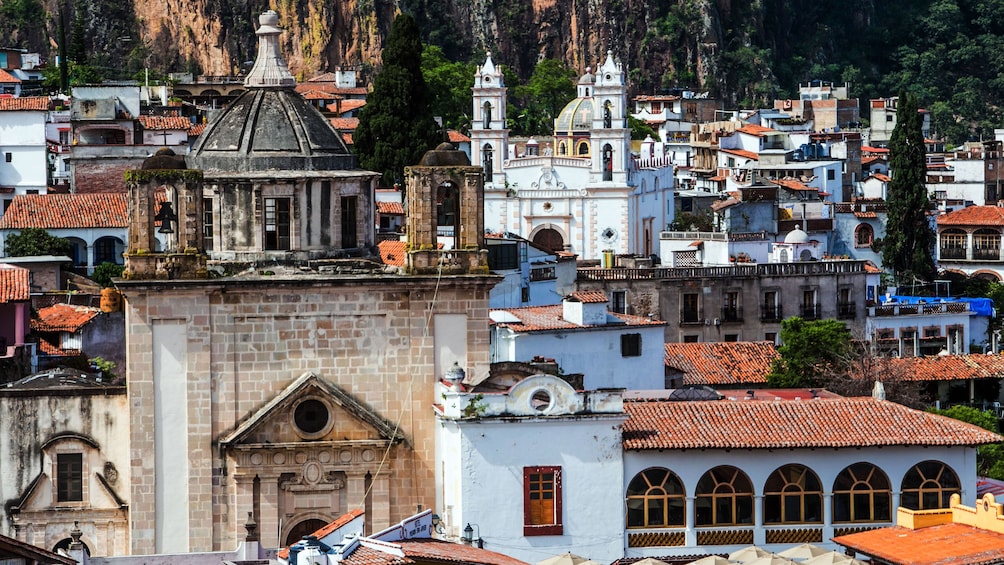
<box><xmin>0</xmin><ymin>193</ymin><xmax>128</xmax><ymax>229</ymax></box>
<box><xmin>736</xmin><ymin>124</ymin><xmax>775</xmax><ymax>136</ymax></box>
<box><xmin>622</xmin><ymin>397</ymin><xmax>1003</xmax><ymax>450</ymax></box>
<box><xmin>835</xmin><ymin>523</ymin><xmax>1004</xmax><ymax>565</ymax></box>
<box><xmin>492</xmin><ymin>304</ymin><xmax>664</xmax><ymax>332</ymax></box>
<box><xmin>332</xmin><ymin>117</ymin><xmax>359</xmax><ymax>130</ymax></box>
<box><xmin>377</xmin><ymin>201</ymin><xmax>404</xmax><ymax>215</ymax></box>
<box><xmin>720</xmin><ymin>148</ymin><xmax>760</xmax><ymax>161</ymax></box>
<box><xmin>33</xmin><ymin>303</ymin><xmax>101</xmax><ymax>332</ymax></box>
<box><xmin>396</xmin><ymin>540</ymin><xmax>528</xmax><ymax>565</ymax></box>
<box><xmin>884</xmin><ymin>354</ymin><xmax>1004</xmax><ymax>381</ymax></box>
<box><xmin>938</xmin><ymin>205</ymin><xmax>1004</xmax><ymax>226</ymax></box>
<box><xmin>0</xmin><ymin>264</ymin><xmax>30</xmax><ymax>302</ymax></box>
<box><xmin>0</xmin><ymin>96</ymin><xmax>47</xmax><ymax>111</ymax></box>
<box><xmin>0</xmin><ymin>69</ymin><xmax>21</xmax><ymax>83</ymax></box>
<box><xmin>448</xmin><ymin>130</ymin><xmax>470</xmax><ymax>143</ymax></box>
<box><xmin>663</xmin><ymin>341</ymin><xmax>777</xmax><ymax>386</ymax></box>
<box><xmin>137</xmin><ymin>115</ymin><xmax>192</xmax><ymax>130</ymax></box>
<box><xmin>567</xmin><ymin>290</ymin><xmax>608</xmax><ymax>303</ymax></box>
<box><xmin>378</xmin><ymin>240</ymin><xmax>406</xmax><ymax>267</ymax></box>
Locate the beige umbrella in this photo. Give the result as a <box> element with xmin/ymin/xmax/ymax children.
<box><xmin>686</xmin><ymin>556</ymin><xmax>731</xmax><ymax>565</ymax></box>
<box><xmin>536</xmin><ymin>553</ymin><xmax>602</xmax><ymax>565</ymax></box>
<box><xmin>778</xmin><ymin>544</ymin><xmax>830</xmax><ymax>561</ymax></box>
<box><xmin>633</xmin><ymin>558</ymin><xmax>670</xmax><ymax>565</ymax></box>
<box><xmin>801</xmin><ymin>552</ymin><xmax>852</xmax><ymax>565</ymax></box>
<box><xmin>744</xmin><ymin>557</ymin><xmax>795</xmax><ymax>565</ymax></box>
<box><xmin>728</xmin><ymin>546</ymin><xmax>774</xmax><ymax>563</ymax></box>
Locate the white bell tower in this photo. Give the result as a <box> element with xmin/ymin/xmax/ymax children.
<box><xmin>590</xmin><ymin>50</ymin><xmax>630</xmax><ymax>184</ymax></box>
<box><xmin>471</xmin><ymin>53</ymin><xmax>509</xmax><ymax>189</ymax></box>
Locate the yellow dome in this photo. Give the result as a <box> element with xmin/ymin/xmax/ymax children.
<box><xmin>554</xmin><ymin>97</ymin><xmax>594</xmax><ymax>133</ymax></box>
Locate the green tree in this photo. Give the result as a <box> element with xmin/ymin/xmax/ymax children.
<box><xmin>421</xmin><ymin>45</ymin><xmax>476</xmax><ymax>133</ymax></box>
<box><xmin>882</xmin><ymin>91</ymin><xmax>936</xmax><ymax>286</ymax></box>
<box><xmin>628</xmin><ymin>115</ymin><xmax>660</xmax><ymax>141</ymax></box>
<box><xmin>68</xmin><ymin>5</ymin><xmax>87</xmax><ymax>64</ymax></box>
<box><xmin>510</xmin><ymin>58</ymin><xmax>576</xmax><ymax>136</ymax></box>
<box><xmin>767</xmin><ymin>317</ymin><xmax>852</xmax><ymax>388</ymax></box>
<box><xmin>353</xmin><ymin>14</ymin><xmax>441</xmax><ymax>187</ymax></box>
<box><xmin>4</xmin><ymin>228</ymin><xmax>73</xmax><ymax>257</ymax></box>
<box><xmin>929</xmin><ymin>405</ymin><xmax>1004</xmax><ymax>479</ymax></box>
<box><xmin>90</xmin><ymin>262</ymin><xmax>124</xmax><ymax>287</ymax></box>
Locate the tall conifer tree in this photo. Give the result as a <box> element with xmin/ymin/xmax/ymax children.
<box><xmin>353</xmin><ymin>14</ymin><xmax>440</xmax><ymax>187</ymax></box>
<box><xmin>882</xmin><ymin>91</ymin><xmax>936</xmax><ymax>286</ymax></box>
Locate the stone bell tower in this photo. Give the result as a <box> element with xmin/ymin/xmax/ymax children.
<box><xmin>123</xmin><ymin>148</ymin><xmax>207</xmax><ymax>280</ymax></box>
<box><xmin>404</xmin><ymin>142</ymin><xmax>487</xmax><ymax>274</ymax></box>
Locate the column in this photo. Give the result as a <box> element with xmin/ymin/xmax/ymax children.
<box><xmin>86</xmin><ymin>243</ymin><xmax>95</xmax><ymax>274</ymax></box>
<box><xmin>753</xmin><ymin>494</ymin><xmax>765</xmax><ymax>546</ymax></box>
<box><xmin>822</xmin><ymin>493</ymin><xmax>833</xmax><ymax>541</ymax></box>
<box><xmin>684</xmin><ymin>495</ymin><xmax>697</xmax><ymax>547</ymax></box>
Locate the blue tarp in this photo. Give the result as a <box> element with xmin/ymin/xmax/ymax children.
<box><xmin>886</xmin><ymin>295</ymin><xmax>995</xmax><ymax>317</ymax></box>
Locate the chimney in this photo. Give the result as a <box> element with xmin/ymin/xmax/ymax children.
<box><xmin>562</xmin><ymin>292</ymin><xmax>608</xmax><ymax>326</ymax></box>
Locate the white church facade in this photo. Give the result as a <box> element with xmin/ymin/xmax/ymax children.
<box><xmin>471</xmin><ymin>52</ymin><xmax>675</xmax><ymax>260</ymax></box>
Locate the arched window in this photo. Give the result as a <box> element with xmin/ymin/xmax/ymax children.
<box><xmin>602</xmin><ymin>144</ymin><xmax>613</xmax><ymax>181</ymax></box>
<box><xmin>855</xmin><ymin>224</ymin><xmax>874</xmax><ymax>248</ymax></box>
<box><xmin>940</xmin><ymin>228</ymin><xmax>967</xmax><ymax>260</ymax></box>
<box><xmin>482</xmin><ymin>143</ymin><xmax>494</xmax><ymax>182</ymax></box>
<box><xmin>483</xmin><ymin>102</ymin><xmax>493</xmax><ymax>129</ymax></box>
<box><xmin>604</xmin><ymin>101</ymin><xmax>613</xmax><ymax>128</ymax></box>
<box><xmin>901</xmin><ymin>461</ymin><xmax>960</xmax><ymax>510</ymax></box>
<box><xmin>436</xmin><ymin>183</ymin><xmax>460</xmax><ymax>237</ymax></box>
<box><xmin>973</xmin><ymin>228</ymin><xmax>1002</xmax><ymax>261</ymax></box>
<box><xmin>695</xmin><ymin>466</ymin><xmax>754</xmax><ymax>526</ymax></box>
<box><xmin>626</xmin><ymin>468</ymin><xmax>686</xmax><ymax>528</ymax></box>
<box><xmin>764</xmin><ymin>464</ymin><xmax>823</xmax><ymax>524</ymax></box>
<box><xmin>832</xmin><ymin>462</ymin><xmax>892</xmax><ymax>523</ymax></box>
<box><xmin>558</xmin><ymin>142</ymin><xmax>567</xmax><ymax>155</ymax></box>
<box><xmin>285</xmin><ymin>519</ymin><xmax>327</xmax><ymax>546</ymax></box>
<box><xmin>577</xmin><ymin>141</ymin><xmax>590</xmax><ymax>156</ymax></box>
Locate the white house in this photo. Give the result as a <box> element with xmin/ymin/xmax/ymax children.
<box><xmin>436</xmin><ymin>374</ymin><xmax>1001</xmax><ymax>563</ymax></box>
<box><xmin>0</xmin><ymin>96</ymin><xmax>50</xmax><ymax>216</ymax></box>
<box><xmin>473</xmin><ymin>52</ymin><xmax>674</xmax><ymax>260</ymax></box>
<box><xmin>489</xmin><ymin>292</ymin><xmax>667</xmax><ymax>390</ymax></box>
<box><xmin>487</xmin><ymin>234</ymin><xmax>576</xmax><ymax>309</ymax></box>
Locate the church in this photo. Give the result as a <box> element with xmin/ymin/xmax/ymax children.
<box><xmin>1</xmin><ymin>11</ymin><xmax>497</xmax><ymax>557</ymax></box>
<box><xmin>471</xmin><ymin>52</ymin><xmax>675</xmax><ymax>260</ymax></box>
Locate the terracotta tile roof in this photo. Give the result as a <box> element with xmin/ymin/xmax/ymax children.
<box><xmin>0</xmin><ymin>69</ymin><xmax>21</xmax><ymax>83</ymax></box>
<box><xmin>492</xmin><ymin>304</ymin><xmax>665</xmax><ymax>332</ymax></box>
<box><xmin>137</xmin><ymin>115</ymin><xmax>192</xmax><ymax>130</ymax></box>
<box><xmin>864</xmin><ymin>261</ymin><xmax>882</xmax><ymax>273</ymax></box>
<box><xmin>633</xmin><ymin>94</ymin><xmax>681</xmax><ymax>102</ymax></box>
<box><xmin>295</xmin><ymin>83</ymin><xmax>369</xmax><ymax>96</ymax></box>
<box><xmin>378</xmin><ymin>240</ymin><xmax>406</xmax><ymax>267</ymax></box>
<box><xmin>32</xmin><ymin>303</ymin><xmax>101</xmax><ymax>332</ymax></box>
<box><xmin>861</xmin><ymin>156</ymin><xmax>884</xmax><ymax>165</ymax></box>
<box><xmin>377</xmin><ymin>201</ymin><xmax>404</xmax><ymax>215</ymax></box>
<box><xmin>397</xmin><ymin>539</ymin><xmax>529</xmax><ymax>565</ymax></box>
<box><xmin>0</xmin><ymin>193</ymin><xmax>128</xmax><ymax>229</ymax></box>
<box><xmin>862</xmin><ymin>145</ymin><xmax>889</xmax><ymax>154</ymax></box>
<box><xmin>0</xmin><ymin>96</ymin><xmax>47</xmax><ymax>111</ymax></box>
<box><xmin>332</xmin><ymin>117</ymin><xmax>359</xmax><ymax>131</ymax></box>
<box><xmin>721</xmin><ymin>148</ymin><xmax>760</xmax><ymax>161</ymax></box>
<box><xmin>834</xmin><ymin>523</ymin><xmax>1004</xmax><ymax>565</ymax></box>
<box><xmin>622</xmin><ymin>397</ymin><xmax>1003</xmax><ymax>450</ymax></box>
<box><xmin>336</xmin><ymin>99</ymin><xmax>366</xmax><ymax>113</ymax></box>
<box><xmin>884</xmin><ymin>354</ymin><xmax>1004</xmax><ymax>382</ymax></box>
<box><xmin>188</xmin><ymin>122</ymin><xmax>206</xmax><ymax>136</ymax></box>
<box><xmin>301</xmin><ymin>89</ymin><xmax>336</xmax><ymax>100</ymax></box>
<box><xmin>663</xmin><ymin>341</ymin><xmax>777</xmax><ymax>386</ymax></box>
<box><xmin>37</xmin><ymin>337</ymin><xmax>79</xmax><ymax>356</ymax></box>
<box><xmin>342</xmin><ymin>132</ymin><xmax>353</xmax><ymax>145</ymax></box>
<box><xmin>340</xmin><ymin>544</ymin><xmax>409</xmax><ymax>565</ymax></box>
<box><xmin>277</xmin><ymin>509</ymin><xmax>363</xmax><ymax>559</ymax></box>
<box><xmin>938</xmin><ymin>205</ymin><xmax>1004</xmax><ymax>226</ymax></box>
<box><xmin>0</xmin><ymin>264</ymin><xmax>30</xmax><ymax>302</ymax></box>
<box><xmin>567</xmin><ymin>290</ymin><xmax>608</xmax><ymax>303</ymax></box>
<box><xmin>448</xmin><ymin>130</ymin><xmax>470</xmax><ymax>143</ymax></box>
<box><xmin>736</xmin><ymin>124</ymin><xmax>775</xmax><ymax>136</ymax></box>
<box><xmin>771</xmin><ymin>178</ymin><xmax>816</xmax><ymax>192</ymax></box>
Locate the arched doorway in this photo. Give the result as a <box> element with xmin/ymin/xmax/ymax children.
<box><xmin>533</xmin><ymin>228</ymin><xmax>564</xmax><ymax>254</ymax></box>
<box><xmin>285</xmin><ymin>518</ymin><xmax>327</xmax><ymax>546</ymax></box>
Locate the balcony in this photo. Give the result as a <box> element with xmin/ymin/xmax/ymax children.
<box><xmin>939</xmin><ymin>247</ymin><xmax>967</xmax><ymax>260</ymax></box>
<box><xmin>869</xmin><ymin>302</ymin><xmax>970</xmax><ymax>316</ymax></box>
<box><xmin>800</xmin><ymin>304</ymin><xmax>821</xmax><ymax>320</ymax></box>
<box><xmin>760</xmin><ymin>304</ymin><xmax>782</xmax><ymax>322</ymax></box>
<box><xmin>721</xmin><ymin>306</ymin><xmax>743</xmax><ymax>323</ymax></box>
<box><xmin>973</xmin><ymin>248</ymin><xmax>1002</xmax><ymax>261</ymax></box>
<box><xmin>837</xmin><ymin>301</ymin><xmax>856</xmax><ymax>319</ymax></box>
<box><xmin>681</xmin><ymin>308</ymin><xmax>704</xmax><ymax>325</ymax></box>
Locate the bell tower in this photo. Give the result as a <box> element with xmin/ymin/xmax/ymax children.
<box><xmin>123</xmin><ymin>148</ymin><xmax>207</xmax><ymax>280</ymax></box>
<box><xmin>590</xmin><ymin>50</ymin><xmax>630</xmax><ymax>184</ymax></box>
<box><xmin>470</xmin><ymin>53</ymin><xmax>509</xmax><ymax>189</ymax></box>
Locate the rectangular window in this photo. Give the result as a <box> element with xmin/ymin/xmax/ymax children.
<box><xmin>341</xmin><ymin>196</ymin><xmax>357</xmax><ymax>248</ymax></box>
<box><xmin>59</xmin><ymin>130</ymin><xmax>70</xmax><ymax>146</ymax></box>
<box><xmin>611</xmin><ymin>290</ymin><xmax>627</xmax><ymax>314</ymax></box>
<box><xmin>621</xmin><ymin>333</ymin><xmax>642</xmax><ymax>357</ymax></box>
<box><xmin>683</xmin><ymin>335</ymin><xmax>700</xmax><ymax>343</ymax></box>
<box><xmin>487</xmin><ymin>242</ymin><xmax>518</xmax><ymax>270</ymax></box>
<box><xmin>521</xmin><ymin>286</ymin><xmax>530</xmax><ymax>303</ymax></box>
<box><xmin>761</xmin><ymin>290</ymin><xmax>781</xmax><ymax>322</ymax></box>
<box><xmin>264</xmin><ymin>198</ymin><xmax>291</xmax><ymax>250</ymax></box>
<box><xmin>524</xmin><ymin>466</ymin><xmax>562</xmax><ymax>536</ymax></box>
<box><xmin>765</xmin><ymin>332</ymin><xmax>777</xmax><ymax>344</ymax></box>
<box><xmin>722</xmin><ymin>290</ymin><xmax>741</xmax><ymax>322</ymax></box>
<box><xmin>203</xmin><ymin>198</ymin><xmax>214</xmax><ymax>250</ymax></box>
<box><xmin>724</xmin><ymin>334</ymin><xmax>739</xmax><ymax>342</ymax></box>
<box><xmin>57</xmin><ymin>453</ymin><xmax>83</xmax><ymax>502</ymax></box>
<box><xmin>5</xmin><ymin>152</ymin><xmax>11</xmax><ymax>162</ymax></box>
<box><xmin>682</xmin><ymin>292</ymin><xmax>701</xmax><ymax>323</ymax></box>
<box><xmin>827</xmin><ymin>168</ymin><xmax>836</xmax><ymax>180</ymax></box>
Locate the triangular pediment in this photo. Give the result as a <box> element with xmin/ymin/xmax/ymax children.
<box><xmin>219</xmin><ymin>372</ymin><xmax>404</xmax><ymax>447</ymax></box>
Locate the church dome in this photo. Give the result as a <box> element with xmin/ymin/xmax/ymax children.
<box><xmin>187</xmin><ymin>11</ymin><xmax>354</xmax><ymax>173</ymax></box>
<box><xmin>784</xmin><ymin>225</ymin><xmax>809</xmax><ymax>244</ymax></box>
<box><xmin>555</xmin><ymin>97</ymin><xmax>594</xmax><ymax>133</ymax></box>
